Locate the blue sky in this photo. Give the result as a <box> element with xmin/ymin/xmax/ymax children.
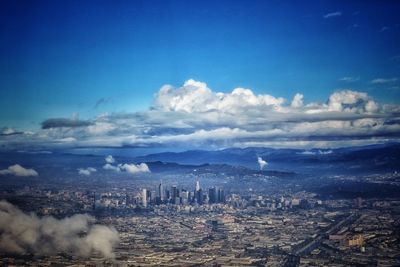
<box><xmin>1</xmin><ymin>0</ymin><xmax>399</xmax><ymax>129</ymax></box>
<box><xmin>0</xmin><ymin>1</ymin><xmax>400</xmax><ymax>150</ymax></box>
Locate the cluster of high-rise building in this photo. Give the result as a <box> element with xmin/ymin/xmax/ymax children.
<box><xmin>140</xmin><ymin>181</ymin><xmax>225</xmax><ymax>207</ymax></box>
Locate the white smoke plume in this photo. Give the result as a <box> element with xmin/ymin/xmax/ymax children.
<box><xmin>0</xmin><ymin>200</ymin><xmax>119</xmax><ymax>258</ymax></box>
<box><xmin>257</xmin><ymin>156</ymin><xmax>267</xmax><ymax>170</ymax></box>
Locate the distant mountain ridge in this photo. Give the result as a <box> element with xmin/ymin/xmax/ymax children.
<box><xmin>133</xmin><ymin>143</ymin><xmax>400</xmax><ymax>173</ymax></box>
<box><xmin>143</xmin><ymin>161</ymin><xmax>294</xmax><ymax>176</ymax></box>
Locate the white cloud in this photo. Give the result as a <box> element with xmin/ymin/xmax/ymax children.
<box><xmin>297</xmin><ymin>150</ymin><xmax>315</xmax><ymax>155</ymax></box>
<box><xmin>0</xmin><ymin>164</ymin><xmax>38</xmax><ymax>177</ymax></box>
<box><xmin>327</xmin><ymin>90</ymin><xmax>378</xmax><ymax>113</ymax></box>
<box><xmin>119</xmin><ymin>163</ymin><xmax>150</xmax><ymax>174</ymax></box>
<box><xmin>103</xmin><ymin>159</ymin><xmax>150</xmax><ymax>174</ymax></box>
<box><xmin>371</xmin><ymin>78</ymin><xmax>398</xmax><ymax>84</ymax></box>
<box><xmin>105</xmin><ymin>155</ymin><xmax>115</xmax><ymax>164</ymax></box>
<box><xmin>2</xmin><ymin>127</ymin><xmax>16</xmax><ymax>135</ymax></box>
<box><xmin>323</xmin><ymin>11</ymin><xmax>342</xmax><ymax>18</ymax></box>
<box><xmin>291</xmin><ymin>93</ymin><xmax>304</xmax><ymax>108</ymax></box>
<box><xmin>339</xmin><ymin>77</ymin><xmax>359</xmax><ymax>82</ymax></box>
<box><xmin>155</xmin><ymin>79</ymin><xmax>285</xmax><ymax>113</ymax></box>
<box><xmin>297</xmin><ymin>150</ymin><xmax>332</xmax><ymax>155</ymax></box>
<box><xmin>0</xmin><ymin>200</ymin><xmax>119</xmax><ymax>258</ymax></box>
<box><xmin>319</xmin><ymin>150</ymin><xmax>333</xmax><ymax>155</ymax></box>
<box><xmin>103</xmin><ymin>163</ymin><xmax>120</xmax><ymax>172</ymax></box>
<box><xmin>78</xmin><ymin>167</ymin><xmax>97</xmax><ymax>176</ymax></box>
<box><xmin>2</xmin><ymin>79</ymin><xmax>400</xmax><ymax>150</ymax></box>
<box><xmin>87</xmin><ymin>122</ymin><xmax>115</xmax><ymax>134</ymax></box>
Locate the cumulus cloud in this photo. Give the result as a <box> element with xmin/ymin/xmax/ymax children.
<box><xmin>119</xmin><ymin>163</ymin><xmax>150</xmax><ymax>174</ymax></box>
<box><xmin>105</xmin><ymin>155</ymin><xmax>115</xmax><ymax>164</ymax></box>
<box><xmin>257</xmin><ymin>156</ymin><xmax>267</xmax><ymax>170</ymax></box>
<box><xmin>327</xmin><ymin>90</ymin><xmax>379</xmax><ymax>113</ymax></box>
<box><xmin>78</xmin><ymin>167</ymin><xmax>97</xmax><ymax>176</ymax></box>
<box><xmin>102</xmin><ymin>155</ymin><xmax>150</xmax><ymax>174</ymax></box>
<box><xmin>155</xmin><ymin>79</ymin><xmax>285</xmax><ymax>113</ymax></box>
<box><xmin>0</xmin><ymin>164</ymin><xmax>38</xmax><ymax>177</ymax></box>
<box><xmin>103</xmin><ymin>163</ymin><xmax>121</xmax><ymax>172</ymax></box>
<box><xmin>0</xmin><ymin>200</ymin><xmax>119</xmax><ymax>258</ymax></box>
<box><xmin>291</xmin><ymin>93</ymin><xmax>304</xmax><ymax>108</ymax></box>
<box><xmin>2</xmin><ymin>79</ymin><xmax>400</xmax><ymax>150</ymax></box>
<box><xmin>323</xmin><ymin>11</ymin><xmax>342</xmax><ymax>18</ymax></box>
<box><xmin>103</xmin><ymin>163</ymin><xmax>150</xmax><ymax>174</ymax></box>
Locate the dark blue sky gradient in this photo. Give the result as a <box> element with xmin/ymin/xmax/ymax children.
<box><xmin>1</xmin><ymin>0</ymin><xmax>399</xmax><ymax>130</ymax></box>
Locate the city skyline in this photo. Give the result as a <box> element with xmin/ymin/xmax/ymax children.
<box><xmin>1</xmin><ymin>1</ymin><xmax>400</xmax><ymax>266</ymax></box>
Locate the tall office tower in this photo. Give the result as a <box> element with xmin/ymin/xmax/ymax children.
<box><xmin>147</xmin><ymin>189</ymin><xmax>152</xmax><ymax>201</ymax></box>
<box><xmin>196</xmin><ymin>180</ymin><xmax>200</xmax><ymax>191</ymax></box>
<box><xmin>142</xmin><ymin>188</ymin><xmax>147</xmax><ymax>207</ymax></box>
<box><xmin>158</xmin><ymin>182</ymin><xmax>164</xmax><ymax>200</ymax></box>
<box><xmin>196</xmin><ymin>188</ymin><xmax>203</xmax><ymax>205</ymax></box>
<box><xmin>217</xmin><ymin>188</ymin><xmax>225</xmax><ymax>203</ymax></box>
<box><xmin>171</xmin><ymin>185</ymin><xmax>178</xmax><ymax>204</ymax></box>
<box><xmin>209</xmin><ymin>187</ymin><xmax>217</xmax><ymax>204</ymax></box>
<box><xmin>188</xmin><ymin>191</ymin><xmax>192</xmax><ymax>203</ymax></box>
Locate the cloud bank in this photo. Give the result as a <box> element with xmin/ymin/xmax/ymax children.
<box><xmin>0</xmin><ymin>200</ymin><xmax>119</xmax><ymax>258</ymax></box>
<box><xmin>0</xmin><ymin>164</ymin><xmax>38</xmax><ymax>177</ymax></box>
<box><xmin>1</xmin><ymin>79</ymin><xmax>400</xmax><ymax>150</ymax></box>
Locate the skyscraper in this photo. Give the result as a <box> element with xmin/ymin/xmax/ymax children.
<box><xmin>209</xmin><ymin>187</ymin><xmax>217</xmax><ymax>204</ymax></box>
<box><xmin>196</xmin><ymin>180</ymin><xmax>200</xmax><ymax>191</ymax></box>
<box><xmin>217</xmin><ymin>188</ymin><xmax>225</xmax><ymax>203</ymax></box>
<box><xmin>142</xmin><ymin>188</ymin><xmax>147</xmax><ymax>207</ymax></box>
<box><xmin>196</xmin><ymin>188</ymin><xmax>203</xmax><ymax>205</ymax></box>
<box><xmin>158</xmin><ymin>181</ymin><xmax>164</xmax><ymax>201</ymax></box>
<box><xmin>171</xmin><ymin>185</ymin><xmax>178</xmax><ymax>204</ymax></box>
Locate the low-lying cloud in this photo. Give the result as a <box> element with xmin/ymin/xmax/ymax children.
<box><xmin>78</xmin><ymin>167</ymin><xmax>97</xmax><ymax>176</ymax></box>
<box><xmin>0</xmin><ymin>164</ymin><xmax>38</xmax><ymax>177</ymax></box>
<box><xmin>102</xmin><ymin>155</ymin><xmax>150</xmax><ymax>174</ymax></box>
<box><xmin>105</xmin><ymin>155</ymin><xmax>115</xmax><ymax>164</ymax></box>
<box><xmin>0</xmin><ymin>200</ymin><xmax>119</xmax><ymax>258</ymax></box>
<box><xmin>119</xmin><ymin>163</ymin><xmax>150</xmax><ymax>174</ymax></box>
